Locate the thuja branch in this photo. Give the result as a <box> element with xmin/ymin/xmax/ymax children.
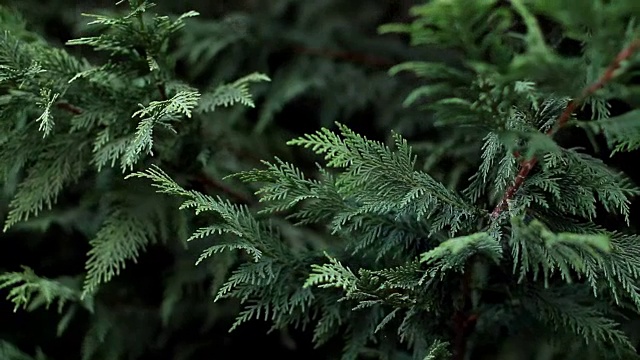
<box><xmin>490</xmin><ymin>38</ymin><xmax>640</xmax><ymax>220</ymax></box>
<box><xmin>55</xmin><ymin>93</ymin><xmax>253</xmax><ymax>204</ymax></box>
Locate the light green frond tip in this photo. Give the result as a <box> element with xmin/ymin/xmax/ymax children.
<box><xmin>304</xmin><ymin>253</ymin><xmax>358</xmax><ymax>294</ymax></box>
<box><xmin>132</xmin><ymin>90</ymin><xmax>201</xmax><ymax>120</ymax></box>
<box><xmin>424</xmin><ymin>339</ymin><xmax>451</xmax><ymax>360</ymax></box>
<box><xmin>536</xmin><ymin>221</ymin><xmax>611</xmax><ymax>254</ymax></box>
<box><xmin>198</xmin><ymin>72</ymin><xmax>270</xmax><ymax>112</ymax></box>
<box><xmin>122</xmin><ymin>90</ymin><xmax>200</xmax><ymax>170</ymax></box>
<box><xmin>125</xmin><ymin>164</ymin><xmax>190</xmax><ymax>197</ymax></box>
<box><xmin>286</xmin><ymin>123</ymin><xmax>352</xmax><ymax>168</ymax></box>
<box><xmin>194</xmin><ymin>240</ymin><xmax>262</xmax><ymax>265</ymax></box>
<box><xmin>34</xmin><ymin>88</ymin><xmax>59</xmax><ymax>137</ymax></box>
<box><xmin>420</xmin><ymin>232</ymin><xmax>503</xmax><ymax>269</ymax></box>
<box><xmin>0</xmin><ymin>267</ymin><xmax>78</xmax><ymax>313</ymax></box>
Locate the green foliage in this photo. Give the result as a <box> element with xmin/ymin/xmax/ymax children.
<box><xmin>4</xmin><ymin>0</ymin><xmax>640</xmax><ymax>359</ymax></box>
<box><xmin>134</xmin><ymin>0</ymin><xmax>640</xmax><ymax>359</ymax></box>
<box><xmin>0</xmin><ymin>340</ymin><xmax>48</xmax><ymax>360</ymax></box>
<box><xmin>0</xmin><ymin>0</ymin><xmax>268</xmax><ymax>299</ymax></box>
<box><xmin>0</xmin><ymin>266</ymin><xmax>84</xmax><ymax>312</ymax></box>
<box><xmin>0</xmin><ymin>1</ymin><xmax>274</xmax><ymax>358</ymax></box>
<box><xmin>579</xmin><ymin>109</ymin><xmax>640</xmax><ymax>154</ymax></box>
<box><xmin>136</xmin><ymin>119</ymin><xmax>640</xmax><ymax>358</ymax></box>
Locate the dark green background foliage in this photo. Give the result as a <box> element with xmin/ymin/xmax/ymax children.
<box><xmin>2</xmin><ymin>1</ymin><xmax>640</xmax><ymax>360</ymax></box>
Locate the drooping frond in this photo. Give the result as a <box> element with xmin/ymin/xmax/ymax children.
<box><xmin>523</xmin><ymin>285</ymin><xmax>636</xmax><ymax>357</ymax></box>
<box><xmin>128</xmin><ymin>165</ymin><xmax>288</xmax><ymax>261</ymax></box>
<box><xmin>0</xmin><ymin>267</ymin><xmax>82</xmax><ymax>312</ymax></box>
<box><xmin>83</xmin><ymin>208</ymin><xmax>156</xmax><ymax>297</ymax></box>
<box><xmin>525</xmin><ymin>149</ymin><xmax>640</xmax><ymax>223</ymax></box>
<box><xmin>579</xmin><ymin>109</ymin><xmax>640</xmax><ymax>154</ymax></box>
<box><xmin>3</xmin><ymin>137</ymin><xmax>89</xmax><ymax>231</ymax></box>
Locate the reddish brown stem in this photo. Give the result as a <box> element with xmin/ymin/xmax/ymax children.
<box><xmin>157</xmin><ymin>83</ymin><xmax>168</xmax><ymax>101</ymax></box>
<box><xmin>56</xmin><ymin>102</ymin><xmax>83</xmax><ymax>115</ymax></box>
<box><xmin>490</xmin><ymin>39</ymin><xmax>640</xmax><ymax>219</ymax></box>
<box><xmin>452</xmin><ymin>261</ymin><xmax>477</xmax><ymax>360</ymax></box>
<box><xmin>55</xmin><ymin>81</ymin><xmax>168</xmax><ymax>116</ymax></box>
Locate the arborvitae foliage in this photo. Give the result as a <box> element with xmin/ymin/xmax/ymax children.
<box><xmin>0</xmin><ymin>1</ymin><xmax>423</xmax><ymax>359</ymax></box>
<box><xmin>0</xmin><ymin>0</ymin><xmax>274</xmax><ymax>294</ymax></box>
<box><xmin>0</xmin><ymin>1</ymin><xmax>271</xmax><ymax>359</ymax></box>
<box><xmin>4</xmin><ymin>0</ymin><xmax>640</xmax><ymax>360</ymax></box>
<box><xmin>131</xmin><ymin>1</ymin><xmax>640</xmax><ymax>360</ymax></box>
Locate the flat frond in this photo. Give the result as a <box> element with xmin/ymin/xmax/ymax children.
<box><xmin>83</xmin><ymin>208</ymin><xmax>156</xmax><ymax>297</ymax></box>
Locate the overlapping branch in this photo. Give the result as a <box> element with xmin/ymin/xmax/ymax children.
<box><xmin>490</xmin><ymin>39</ymin><xmax>640</xmax><ymax>219</ymax></box>
<box><xmin>53</xmin><ymin>87</ymin><xmax>254</xmax><ymax>205</ymax></box>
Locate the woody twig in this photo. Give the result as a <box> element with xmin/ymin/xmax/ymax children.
<box><xmin>490</xmin><ymin>39</ymin><xmax>640</xmax><ymax>220</ymax></box>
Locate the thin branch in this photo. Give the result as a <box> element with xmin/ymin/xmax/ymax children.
<box><xmin>56</xmin><ymin>102</ymin><xmax>83</xmax><ymax>115</ymax></box>
<box><xmin>55</xmin><ymin>80</ymin><xmax>168</xmax><ymax>116</ymax></box>
<box><xmin>157</xmin><ymin>83</ymin><xmax>168</xmax><ymax>101</ymax></box>
<box><xmin>54</xmin><ymin>87</ymin><xmax>255</xmax><ymax>206</ymax></box>
<box><xmin>193</xmin><ymin>173</ymin><xmax>254</xmax><ymax>204</ymax></box>
<box><xmin>490</xmin><ymin>38</ymin><xmax>640</xmax><ymax>220</ymax></box>
<box><xmin>452</xmin><ymin>259</ymin><xmax>478</xmax><ymax>360</ymax></box>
